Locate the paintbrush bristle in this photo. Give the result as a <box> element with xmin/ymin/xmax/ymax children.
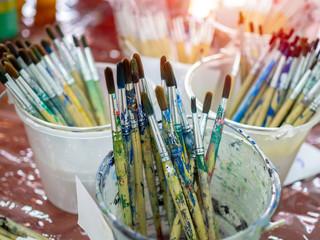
<box><xmin>258</xmin><ymin>25</ymin><xmax>263</xmax><ymax>35</ymax></box>
<box><xmin>55</xmin><ymin>24</ymin><xmax>64</xmax><ymax>38</ymax></box>
<box><xmin>14</xmin><ymin>39</ymin><xmax>26</xmax><ymax>49</ymax></box>
<box><xmin>116</xmin><ymin>62</ymin><xmax>126</xmax><ymax>89</ymax></box>
<box><xmin>203</xmin><ymin>91</ymin><xmax>213</xmax><ymax>114</ymax></box>
<box><xmin>0</xmin><ymin>63</ymin><xmax>8</xmax><ymax>84</ymax></box>
<box><xmin>45</xmin><ymin>26</ymin><xmax>57</xmax><ymax>40</ymax></box>
<box><xmin>81</xmin><ymin>35</ymin><xmax>88</xmax><ymax>48</ymax></box>
<box><xmin>4</xmin><ymin>61</ymin><xmax>20</xmax><ymax>79</ymax></box>
<box><xmin>223</xmin><ymin>74</ymin><xmax>231</xmax><ymax>99</ymax></box>
<box><xmin>130</xmin><ymin>58</ymin><xmax>139</xmax><ymax>84</ymax></box>
<box><xmin>18</xmin><ymin>49</ymin><xmax>32</xmax><ymax>65</ymax></box>
<box><xmin>73</xmin><ymin>35</ymin><xmax>80</xmax><ymax>47</ymax></box>
<box><xmin>160</xmin><ymin>55</ymin><xmax>166</xmax><ymax>80</ymax></box>
<box><xmin>7</xmin><ymin>55</ymin><xmax>22</xmax><ymax>71</ymax></box>
<box><xmin>27</xmin><ymin>49</ymin><xmax>39</xmax><ymax>64</ymax></box>
<box><xmin>141</xmin><ymin>91</ymin><xmax>154</xmax><ymax>115</ymax></box>
<box><xmin>5</xmin><ymin>42</ymin><xmax>18</xmax><ymax>58</ymax></box>
<box><xmin>24</xmin><ymin>39</ymin><xmax>31</xmax><ymax>47</ymax></box>
<box><xmin>310</xmin><ymin>59</ymin><xmax>318</xmax><ymax>70</ymax></box>
<box><xmin>164</xmin><ymin>61</ymin><xmax>175</xmax><ymax>87</ymax></box>
<box><xmin>105</xmin><ymin>67</ymin><xmax>115</xmax><ymax>94</ymax></box>
<box><xmin>30</xmin><ymin>45</ymin><xmax>42</xmax><ymax>61</ymax></box>
<box><xmin>191</xmin><ymin>97</ymin><xmax>197</xmax><ymax>113</ymax></box>
<box><xmin>35</xmin><ymin>44</ymin><xmax>47</xmax><ymax>56</ymax></box>
<box><xmin>122</xmin><ymin>57</ymin><xmax>132</xmax><ymax>84</ymax></box>
<box><xmin>302</xmin><ymin>44</ymin><xmax>309</xmax><ymax>57</ymax></box>
<box><xmin>249</xmin><ymin>22</ymin><xmax>254</xmax><ymax>33</ymax></box>
<box><xmin>238</xmin><ymin>11</ymin><xmax>244</xmax><ymax>25</ymax></box>
<box><xmin>132</xmin><ymin>53</ymin><xmax>145</xmax><ymax>79</ymax></box>
<box><xmin>41</xmin><ymin>39</ymin><xmax>52</xmax><ymax>54</ymax></box>
<box><xmin>155</xmin><ymin>86</ymin><xmax>168</xmax><ymax>111</ymax></box>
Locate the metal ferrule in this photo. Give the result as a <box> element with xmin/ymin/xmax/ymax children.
<box><xmin>5</xmin><ymin>82</ymin><xmax>28</xmax><ymax>110</ymax></box>
<box><xmin>290</xmin><ymin>69</ymin><xmax>312</xmax><ymax>100</ymax></box>
<box><xmin>200</xmin><ymin>113</ymin><xmax>208</xmax><ymax>139</ymax></box>
<box><xmin>108</xmin><ymin>93</ymin><xmax>122</xmax><ymax>135</ymax></box>
<box><xmin>290</xmin><ymin>58</ymin><xmax>305</xmax><ymax>90</ymax></box>
<box><xmin>231</xmin><ymin>51</ymin><xmax>241</xmax><ymax>76</ymax></box>
<box><xmin>279</xmin><ymin>57</ymin><xmax>293</xmax><ymax>90</ymax></box>
<box><xmin>119</xmin><ymin>88</ymin><xmax>130</xmax><ymax>135</ymax></box>
<box><xmin>287</xmin><ymin>57</ymin><xmax>299</xmax><ymax>87</ymax></box>
<box><xmin>148</xmin><ymin>114</ymin><xmax>168</xmax><ymax>155</ymax></box>
<box><xmin>133</xmin><ymin>82</ymin><xmax>146</xmax><ymax>126</ymax></box>
<box><xmin>44</xmin><ymin>55</ymin><xmax>64</xmax><ymax>84</ymax></box>
<box><xmin>141</xmin><ymin>77</ymin><xmax>153</xmax><ymax>102</ymax></box>
<box><xmin>168</xmin><ymin>86</ymin><xmax>180</xmax><ymax>125</ymax></box>
<box><xmin>192</xmin><ymin>113</ymin><xmax>203</xmax><ymax>150</ymax></box>
<box><xmin>49</xmin><ymin>52</ymin><xmax>75</xmax><ymax>85</ymax></box>
<box><xmin>270</xmin><ymin>54</ymin><xmax>287</xmax><ymax>88</ymax></box>
<box><xmin>53</xmin><ymin>39</ymin><xmax>73</xmax><ymax>72</ymax></box>
<box><xmin>63</xmin><ymin>37</ymin><xmax>79</xmax><ymax>68</ymax></box>
<box><xmin>40</xmin><ymin>59</ymin><xmax>62</xmax><ymax>88</ymax></box>
<box><xmin>161</xmin><ymin>79</ymin><xmax>167</xmax><ymax>94</ymax></box>
<box><xmin>84</xmin><ymin>47</ymin><xmax>99</xmax><ymax>81</ymax></box>
<box><xmin>301</xmin><ymin>52</ymin><xmax>312</xmax><ymax>74</ymax></box>
<box><xmin>76</xmin><ymin>47</ymin><xmax>91</xmax><ymax>81</ymax></box>
<box><xmin>125</xmin><ymin>83</ymin><xmax>139</xmax><ymax>129</ymax></box>
<box><xmin>28</xmin><ymin>64</ymin><xmax>55</xmax><ymax>98</ymax></box>
<box><xmin>36</xmin><ymin>62</ymin><xmax>64</xmax><ymax>96</ymax></box>
<box><xmin>310</xmin><ymin>95</ymin><xmax>320</xmax><ymax>111</ymax></box>
<box><xmin>303</xmin><ymin>78</ymin><xmax>320</xmax><ymax>104</ymax></box>
<box><xmin>176</xmin><ymin>88</ymin><xmax>191</xmax><ymax>132</ymax></box>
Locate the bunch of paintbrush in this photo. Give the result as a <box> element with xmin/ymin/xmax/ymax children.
<box><xmin>227</xmin><ymin>27</ymin><xmax>320</xmax><ymax>128</ymax></box>
<box><xmin>0</xmin><ymin>24</ymin><xmax>108</xmax><ymax>127</ymax></box>
<box><xmin>104</xmin><ymin>52</ymin><xmax>231</xmax><ymax>239</ymax></box>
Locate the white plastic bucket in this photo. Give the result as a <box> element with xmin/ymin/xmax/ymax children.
<box><xmin>185</xmin><ymin>54</ymin><xmax>320</xmax><ymax>184</ymax></box>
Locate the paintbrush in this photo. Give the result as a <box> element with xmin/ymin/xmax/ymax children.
<box><xmin>7</xmin><ymin>54</ymin><xmax>63</xmax><ymax>122</ymax></box>
<box><xmin>4</xmin><ymin>61</ymin><xmax>61</xmax><ymax>124</ymax></box>
<box><xmin>81</xmin><ymin>35</ymin><xmax>109</xmax><ymax>122</ymax></box>
<box><xmin>232</xmin><ymin>40</ymin><xmax>284</xmax><ymax>122</ymax></box>
<box><xmin>45</xmin><ymin>26</ymin><xmax>87</xmax><ymax>94</ymax></box>
<box><xmin>24</xmin><ymin>39</ymin><xmax>32</xmax><ymax>47</ymax></box>
<box><xmin>34</xmin><ymin>43</ymin><xmax>96</xmax><ymax>126</ymax></box>
<box><xmin>141</xmin><ymin>91</ymin><xmax>197</xmax><ymax>240</ymax></box>
<box><xmin>155</xmin><ymin>85</ymin><xmax>208</xmax><ymax>240</ymax></box>
<box><xmin>293</xmin><ymin>94</ymin><xmax>320</xmax><ymax>126</ymax></box>
<box><xmin>131</xmin><ymin>58</ymin><xmax>162</xmax><ymax>239</ymax></box>
<box><xmin>14</xmin><ymin>39</ymin><xmax>27</xmax><ymax>49</ymax></box>
<box><xmin>206</xmin><ymin>75</ymin><xmax>231</xmax><ymax>179</ymax></box>
<box><xmin>116</xmin><ymin>61</ymin><xmax>136</xmax><ymax>230</ymax></box>
<box><xmin>238</xmin><ymin>12</ymin><xmax>250</xmax><ymax>83</ymax></box>
<box><xmin>123</xmin><ymin>57</ymin><xmax>145</xmax><ymax>234</ymax></box>
<box><xmin>270</xmin><ymin>60</ymin><xmax>318</xmax><ymax>127</ymax></box>
<box><xmin>73</xmin><ymin>35</ymin><xmax>107</xmax><ymax>125</ymax></box>
<box><xmin>200</xmin><ymin>91</ymin><xmax>213</xmax><ymax>140</ymax></box>
<box><xmin>0</xmin><ymin>63</ymin><xmax>42</xmax><ymax>120</ymax></box>
<box><xmin>254</xmin><ymin>42</ymin><xmax>289</xmax><ymax>126</ymax></box>
<box><xmin>5</xmin><ymin>41</ymin><xmax>30</xmax><ymax>74</ymax></box>
<box><xmin>160</xmin><ymin>55</ymin><xmax>168</xmax><ymax>103</ymax></box>
<box><xmin>192</xmin><ymin>96</ymin><xmax>219</xmax><ymax>240</ymax></box>
<box><xmin>40</xmin><ymin>39</ymin><xmax>96</xmax><ymax>125</ymax></box>
<box><xmin>104</xmin><ymin>66</ymin><xmax>132</xmax><ymax>228</ymax></box>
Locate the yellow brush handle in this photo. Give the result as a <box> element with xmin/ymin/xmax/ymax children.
<box><xmin>176</xmin><ymin>41</ymin><xmax>187</xmax><ymax>63</ymax></box>
<box><xmin>255</xmin><ymin>87</ymin><xmax>275</xmax><ymax>126</ymax></box>
<box><xmin>170</xmin><ymin>215</ymin><xmax>182</xmax><ymax>240</ymax></box>
<box><xmin>64</xmin><ymin>85</ymin><xmax>96</xmax><ymax>126</ymax></box>
<box><xmin>246</xmin><ymin>103</ymin><xmax>262</xmax><ymax>125</ymax></box>
<box><xmin>269</xmin><ymin>99</ymin><xmax>294</xmax><ymax>127</ymax></box>
<box><xmin>293</xmin><ymin>107</ymin><xmax>314</xmax><ymax>126</ymax></box>
<box><xmin>189</xmin><ymin>45</ymin><xmax>200</xmax><ymax>64</ymax></box>
<box><xmin>293</xmin><ymin>93</ymin><xmax>305</xmax><ymax>109</ymax></box>
<box><xmin>70</xmin><ymin>70</ymin><xmax>87</xmax><ymax>96</ymax></box>
<box><xmin>283</xmin><ymin>103</ymin><xmax>306</xmax><ymax>126</ymax></box>
<box><xmin>40</xmin><ymin>109</ymin><xmax>61</xmax><ymax>125</ymax></box>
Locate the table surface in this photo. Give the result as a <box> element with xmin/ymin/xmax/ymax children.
<box><xmin>1</xmin><ymin>1</ymin><xmax>320</xmax><ymax>239</ymax></box>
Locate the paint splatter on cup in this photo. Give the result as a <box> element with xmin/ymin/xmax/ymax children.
<box><xmin>95</xmin><ymin>118</ymin><xmax>281</xmax><ymax>239</ymax></box>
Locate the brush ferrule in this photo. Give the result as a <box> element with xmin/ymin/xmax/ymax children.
<box><xmin>49</xmin><ymin>52</ymin><xmax>75</xmax><ymax>85</ymax></box>
<box><xmin>286</xmin><ymin>57</ymin><xmax>299</xmax><ymax>88</ymax></box>
<box><xmin>231</xmin><ymin>51</ymin><xmax>241</xmax><ymax>76</ymax></box>
<box><xmin>28</xmin><ymin>64</ymin><xmax>55</xmax><ymax>98</ymax></box>
<box><xmin>289</xmin><ymin>57</ymin><xmax>305</xmax><ymax>90</ymax></box>
<box><xmin>119</xmin><ymin>88</ymin><xmax>130</xmax><ymax>134</ymax></box>
<box><xmin>168</xmin><ymin>86</ymin><xmax>180</xmax><ymax>125</ymax></box>
<box><xmin>176</xmin><ymin>88</ymin><xmax>191</xmax><ymax>132</ymax></box>
<box><xmin>75</xmin><ymin>47</ymin><xmax>91</xmax><ymax>81</ymax></box>
<box><xmin>148</xmin><ymin>114</ymin><xmax>168</xmax><ymax>156</ymax></box>
<box><xmin>140</xmin><ymin>77</ymin><xmax>153</xmax><ymax>103</ymax></box>
<box><xmin>53</xmin><ymin>39</ymin><xmax>74</xmax><ymax>72</ymax></box>
<box><xmin>17</xmin><ymin>57</ymin><xmax>28</xmax><ymax>70</ymax></box>
<box><xmin>200</xmin><ymin>113</ymin><xmax>208</xmax><ymax>140</ymax></box>
<box><xmin>44</xmin><ymin>55</ymin><xmax>64</xmax><ymax>85</ymax></box>
<box><xmin>192</xmin><ymin>113</ymin><xmax>203</xmax><ymax>150</ymax></box>
<box><xmin>63</xmin><ymin>37</ymin><xmax>79</xmax><ymax>68</ymax></box>
<box><xmin>36</xmin><ymin>62</ymin><xmax>63</xmax><ymax>96</ymax></box>
<box><xmin>310</xmin><ymin>95</ymin><xmax>320</xmax><ymax>111</ymax></box>
<box><xmin>290</xmin><ymin>69</ymin><xmax>312</xmax><ymax>100</ymax></box>
<box><xmin>19</xmin><ymin>69</ymin><xmax>47</xmax><ymax>101</ymax></box>
<box><xmin>125</xmin><ymin>83</ymin><xmax>139</xmax><ymax>129</ymax></box>
<box><xmin>303</xmin><ymin>78</ymin><xmax>320</xmax><ymax>104</ymax></box>
<box><xmin>133</xmin><ymin>82</ymin><xmax>146</xmax><ymax>126</ymax></box>
<box><xmin>84</xmin><ymin>47</ymin><xmax>99</xmax><ymax>81</ymax></box>
<box><xmin>109</xmin><ymin>93</ymin><xmax>122</xmax><ymax>135</ymax></box>
<box><xmin>5</xmin><ymin>83</ymin><xmax>28</xmax><ymax>111</ymax></box>
<box><xmin>270</xmin><ymin>55</ymin><xmax>287</xmax><ymax>88</ymax></box>
<box><xmin>161</xmin><ymin>79</ymin><xmax>167</xmax><ymax>94</ymax></box>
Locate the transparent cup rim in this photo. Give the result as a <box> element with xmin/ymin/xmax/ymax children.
<box><xmin>95</xmin><ymin>117</ymin><xmax>281</xmax><ymax>240</ymax></box>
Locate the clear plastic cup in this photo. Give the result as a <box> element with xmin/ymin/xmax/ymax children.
<box><xmin>184</xmin><ymin>54</ymin><xmax>320</xmax><ymax>183</ymax></box>
<box><xmin>96</xmin><ymin>118</ymin><xmax>281</xmax><ymax>239</ymax></box>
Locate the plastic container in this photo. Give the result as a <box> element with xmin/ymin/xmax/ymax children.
<box><xmin>184</xmin><ymin>54</ymin><xmax>320</xmax><ymax>183</ymax></box>
<box><xmin>96</xmin><ymin>118</ymin><xmax>281</xmax><ymax>239</ymax></box>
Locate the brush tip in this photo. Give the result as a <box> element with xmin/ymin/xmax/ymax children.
<box><xmin>155</xmin><ymin>86</ymin><xmax>168</xmax><ymax>111</ymax></box>
<box><xmin>160</xmin><ymin>55</ymin><xmax>166</xmax><ymax>79</ymax></box>
<box><xmin>7</xmin><ymin>55</ymin><xmax>21</xmax><ymax>71</ymax></box>
<box><xmin>104</xmin><ymin>67</ymin><xmax>115</xmax><ymax>94</ymax></box>
<box><xmin>72</xmin><ymin>35</ymin><xmax>80</xmax><ymax>47</ymax></box>
<box><xmin>249</xmin><ymin>22</ymin><xmax>254</xmax><ymax>33</ymax></box>
<box><xmin>133</xmin><ymin>53</ymin><xmax>145</xmax><ymax>79</ymax></box>
<box><xmin>30</xmin><ymin>45</ymin><xmax>42</xmax><ymax>61</ymax></box>
<box><xmin>238</xmin><ymin>11</ymin><xmax>244</xmax><ymax>24</ymax></box>
<box><xmin>191</xmin><ymin>97</ymin><xmax>197</xmax><ymax>113</ymax></box>
<box><xmin>54</xmin><ymin>24</ymin><xmax>64</xmax><ymax>38</ymax></box>
<box><xmin>35</xmin><ymin>43</ymin><xmax>47</xmax><ymax>56</ymax></box>
<box><xmin>258</xmin><ymin>25</ymin><xmax>263</xmax><ymax>35</ymax></box>
<box><xmin>27</xmin><ymin>49</ymin><xmax>38</xmax><ymax>64</ymax></box>
<box><xmin>18</xmin><ymin>49</ymin><xmax>32</xmax><ymax>65</ymax></box>
<box><xmin>45</xmin><ymin>25</ymin><xmax>57</xmax><ymax>40</ymax></box>
<box><xmin>40</xmin><ymin>39</ymin><xmax>52</xmax><ymax>54</ymax></box>
<box><xmin>116</xmin><ymin>62</ymin><xmax>126</xmax><ymax>89</ymax></box>
<box><xmin>122</xmin><ymin>57</ymin><xmax>132</xmax><ymax>84</ymax></box>
<box><xmin>203</xmin><ymin>91</ymin><xmax>213</xmax><ymax>113</ymax></box>
<box><xmin>141</xmin><ymin>91</ymin><xmax>154</xmax><ymax>115</ymax></box>
<box><xmin>81</xmin><ymin>35</ymin><xmax>88</xmax><ymax>47</ymax></box>
<box><xmin>164</xmin><ymin>61</ymin><xmax>176</xmax><ymax>87</ymax></box>
<box><xmin>5</xmin><ymin>42</ymin><xmax>18</xmax><ymax>58</ymax></box>
<box><xmin>4</xmin><ymin>61</ymin><xmax>19</xmax><ymax>79</ymax></box>
<box><xmin>14</xmin><ymin>39</ymin><xmax>26</xmax><ymax>49</ymax></box>
<box><xmin>130</xmin><ymin>58</ymin><xmax>139</xmax><ymax>84</ymax></box>
<box><xmin>223</xmin><ymin>74</ymin><xmax>231</xmax><ymax>99</ymax></box>
<box><xmin>24</xmin><ymin>39</ymin><xmax>31</xmax><ymax>47</ymax></box>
